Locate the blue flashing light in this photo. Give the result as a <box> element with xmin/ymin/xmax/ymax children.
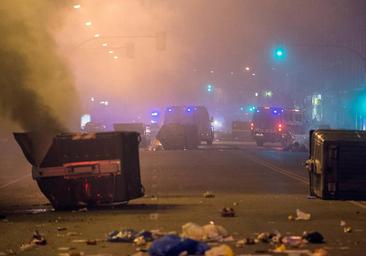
<box><xmin>151</xmin><ymin>111</ymin><xmax>159</xmax><ymax>117</ymax></box>
<box><xmin>168</xmin><ymin>108</ymin><xmax>173</xmax><ymax>112</ymax></box>
<box><xmin>186</xmin><ymin>107</ymin><xmax>192</xmax><ymax>113</ymax></box>
<box><xmin>271</xmin><ymin>107</ymin><xmax>284</xmax><ymax>115</ymax></box>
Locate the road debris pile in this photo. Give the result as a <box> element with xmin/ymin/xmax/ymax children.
<box><xmin>1</xmin><ymin>219</ymin><xmax>334</xmax><ymax>256</ymax></box>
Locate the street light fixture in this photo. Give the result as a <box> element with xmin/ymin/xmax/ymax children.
<box><xmin>85</xmin><ymin>21</ymin><xmax>92</xmax><ymax>27</ymax></box>
<box><xmin>73</xmin><ymin>4</ymin><xmax>81</xmax><ymax>9</ymax></box>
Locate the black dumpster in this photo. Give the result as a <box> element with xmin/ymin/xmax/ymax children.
<box><xmin>14</xmin><ymin>132</ymin><xmax>144</xmax><ymax>210</ymax></box>
<box><xmin>306</xmin><ymin>129</ymin><xmax>366</xmax><ymax>200</ymax></box>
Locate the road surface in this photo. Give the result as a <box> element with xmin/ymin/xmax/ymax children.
<box><xmin>0</xmin><ymin>138</ymin><xmax>365</xmax><ymax>255</ymax></box>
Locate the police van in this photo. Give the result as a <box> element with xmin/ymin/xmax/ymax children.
<box><xmin>163</xmin><ymin>106</ymin><xmax>214</xmax><ymax>145</ymax></box>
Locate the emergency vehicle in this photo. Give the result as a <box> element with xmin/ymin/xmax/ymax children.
<box><xmin>250</xmin><ymin>107</ymin><xmax>306</xmax><ymax>146</ymax></box>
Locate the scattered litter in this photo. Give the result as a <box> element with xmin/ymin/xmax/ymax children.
<box><xmin>220</xmin><ymin>207</ymin><xmax>235</xmax><ymax>217</ymax></box>
<box><xmin>273</xmin><ymin>244</ymin><xmax>286</xmax><ymax>252</ymax></box>
<box><xmin>4</xmin><ymin>249</ymin><xmax>15</xmax><ymax>255</ymax></box>
<box><xmin>232</xmin><ymin>202</ymin><xmax>239</xmax><ymax>206</ymax></box>
<box><xmin>148</xmin><ymin>234</ymin><xmax>209</xmax><ymax>256</ymax></box>
<box><xmin>182</xmin><ymin>222</ymin><xmax>230</xmax><ymax>242</ymax></box>
<box><xmin>236</xmin><ymin>239</ymin><xmax>245</xmax><ymax>248</ymax></box>
<box><xmin>57</xmin><ymin>227</ymin><xmax>67</xmax><ymax>231</ymax></box>
<box><xmin>149</xmin><ymin>213</ymin><xmax>160</xmax><ymax>220</ymax></box>
<box><xmin>20</xmin><ymin>243</ymin><xmax>36</xmax><ymax>251</ymax></box>
<box><xmin>256</xmin><ymin>232</ymin><xmax>276</xmax><ymax>243</ymax></box>
<box><xmin>86</xmin><ymin>239</ymin><xmax>97</xmax><ymax>245</ymax></box>
<box><xmin>307</xmin><ymin>195</ymin><xmax>317</xmax><ymax>199</ymax></box>
<box><xmin>134</xmin><ymin>230</ymin><xmax>154</xmax><ymax>246</ymax></box>
<box><xmin>205</xmin><ymin>244</ymin><xmax>233</xmax><ymax>256</ymax></box>
<box><xmin>57</xmin><ymin>247</ymin><xmax>74</xmax><ymax>251</ymax></box>
<box><xmin>107</xmin><ymin>229</ymin><xmax>138</xmax><ymax>243</ymax></box>
<box><xmin>71</xmin><ymin>239</ymin><xmax>87</xmax><ymax>243</ymax></box>
<box><xmin>204</xmin><ymin>191</ymin><xmax>215</xmax><ymax>198</ymax></box>
<box><xmin>67</xmin><ymin>232</ymin><xmax>80</xmax><ymax>236</ymax></box>
<box><xmin>295</xmin><ymin>209</ymin><xmax>311</xmax><ymax>221</ymax></box>
<box><xmin>302</xmin><ymin>231</ymin><xmax>324</xmax><ymax>244</ymax></box>
<box><xmin>182</xmin><ymin>222</ymin><xmax>205</xmax><ymax>240</ymax></box>
<box><xmin>59</xmin><ymin>252</ymin><xmax>85</xmax><ymax>256</ymax></box>
<box><xmin>312</xmin><ymin>248</ymin><xmax>328</xmax><ymax>256</ymax></box>
<box><xmin>343</xmin><ymin>227</ymin><xmax>352</xmax><ymax>233</ymax></box>
<box><xmin>288</xmin><ymin>214</ymin><xmax>295</xmax><ymax>221</ymax></box>
<box><xmin>280</xmin><ymin>235</ymin><xmax>303</xmax><ymax>247</ymax></box>
<box><xmin>30</xmin><ymin>230</ymin><xmax>47</xmax><ymax>245</ymax></box>
<box><xmin>203</xmin><ymin>222</ymin><xmax>228</xmax><ymax>241</ymax></box>
<box><xmin>283</xmin><ymin>249</ymin><xmax>312</xmax><ymax>255</ymax></box>
<box><xmin>340</xmin><ymin>220</ymin><xmax>346</xmax><ymax>227</ymax></box>
<box><xmin>19</xmin><ymin>230</ymin><xmax>47</xmax><ymax>252</ymax></box>
<box><xmin>242</xmin><ymin>237</ymin><xmax>256</xmax><ymax>245</ymax></box>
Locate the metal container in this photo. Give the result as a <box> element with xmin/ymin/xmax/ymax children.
<box><xmin>306</xmin><ymin>129</ymin><xmax>366</xmax><ymax>200</ymax></box>
<box><xmin>14</xmin><ymin>132</ymin><xmax>144</xmax><ymax>209</ymax></box>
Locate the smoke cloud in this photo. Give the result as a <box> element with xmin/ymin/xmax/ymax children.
<box><xmin>0</xmin><ymin>0</ymin><xmax>79</xmax><ymax>133</ymax></box>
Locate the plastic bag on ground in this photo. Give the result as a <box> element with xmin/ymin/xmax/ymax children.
<box><xmin>148</xmin><ymin>234</ymin><xmax>209</xmax><ymax>256</ymax></box>
<box><xmin>182</xmin><ymin>222</ymin><xmax>229</xmax><ymax>241</ymax></box>
<box><xmin>182</xmin><ymin>222</ymin><xmax>206</xmax><ymax>241</ymax></box>
<box><xmin>202</xmin><ymin>223</ymin><xmax>228</xmax><ymax>241</ymax></box>
<box><xmin>295</xmin><ymin>209</ymin><xmax>311</xmax><ymax>220</ymax></box>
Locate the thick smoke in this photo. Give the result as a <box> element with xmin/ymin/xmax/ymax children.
<box><xmin>0</xmin><ymin>1</ymin><xmax>79</xmax><ymax>133</ymax></box>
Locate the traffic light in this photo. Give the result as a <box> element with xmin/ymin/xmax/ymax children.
<box><xmin>272</xmin><ymin>45</ymin><xmax>287</xmax><ymax>60</ymax></box>
<box><xmin>207</xmin><ymin>84</ymin><xmax>213</xmax><ymax>93</ymax></box>
<box><xmin>248</xmin><ymin>106</ymin><xmax>256</xmax><ymax>112</ymax></box>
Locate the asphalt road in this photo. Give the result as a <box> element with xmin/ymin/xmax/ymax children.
<box><xmin>0</xmin><ymin>137</ymin><xmax>365</xmax><ymax>255</ymax></box>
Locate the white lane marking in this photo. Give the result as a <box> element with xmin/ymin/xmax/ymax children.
<box><xmin>250</xmin><ymin>156</ymin><xmax>308</xmax><ymax>184</ymax></box>
<box><xmin>0</xmin><ymin>173</ymin><xmax>31</xmax><ymax>189</ymax></box>
<box><xmin>349</xmin><ymin>201</ymin><xmax>366</xmax><ymax>209</ymax></box>
<box><xmin>250</xmin><ymin>155</ymin><xmax>366</xmax><ymax>210</ymax></box>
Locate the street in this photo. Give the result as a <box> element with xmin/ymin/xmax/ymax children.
<box><xmin>0</xmin><ymin>138</ymin><xmax>365</xmax><ymax>255</ymax></box>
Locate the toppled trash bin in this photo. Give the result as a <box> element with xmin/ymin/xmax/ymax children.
<box><xmin>14</xmin><ymin>132</ymin><xmax>144</xmax><ymax>210</ymax></box>
<box><xmin>305</xmin><ymin>129</ymin><xmax>366</xmax><ymax>199</ymax></box>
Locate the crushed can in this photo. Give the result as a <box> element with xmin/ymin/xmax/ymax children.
<box><xmin>14</xmin><ymin>131</ymin><xmax>144</xmax><ymax>209</ymax></box>
<box><xmin>305</xmin><ymin>129</ymin><xmax>366</xmax><ymax>199</ymax></box>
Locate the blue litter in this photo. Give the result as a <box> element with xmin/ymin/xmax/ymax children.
<box><xmin>148</xmin><ymin>234</ymin><xmax>209</xmax><ymax>256</ymax></box>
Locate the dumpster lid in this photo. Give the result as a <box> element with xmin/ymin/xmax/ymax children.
<box><xmin>313</xmin><ymin>129</ymin><xmax>366</xmax><ymax>143</ymax></box>
<box><xmin>14</xmin><ymin>131</ymin><xmax>138</xmax><ymax>168</ymax></box>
